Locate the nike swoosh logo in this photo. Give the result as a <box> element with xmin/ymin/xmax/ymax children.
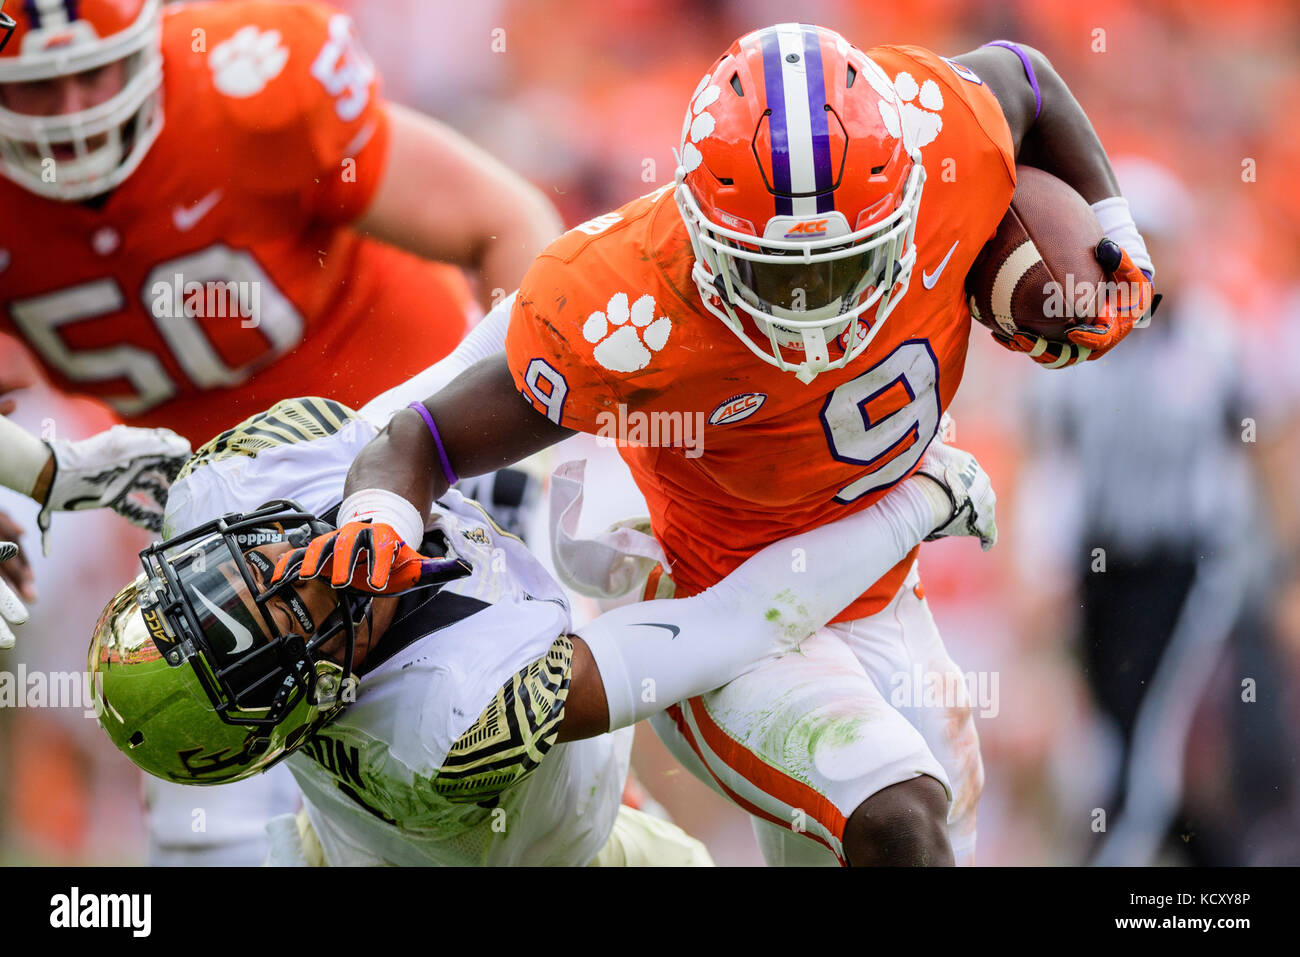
<box><xmin>922</xmin><ymin>240</ymin><xmax>960</xmax><ymax>289</ymax></box>
<box><xmin>195</xmin><ymin>588</ymin><xmax>255</xmax><ymax>653</ymax></box>
<box><xmin>172</xmin><ymin>189</ymin><xmax>223</xmax><ymax>232</ymax></box>
<box><xmin>633</xmin><ymin>622</ymin><xmax>680</xmax><ymax>640</ymax></box>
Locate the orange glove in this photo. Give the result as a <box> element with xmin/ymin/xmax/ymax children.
<box><xmin>990</xmin><ymin>328</ymin><xmax>1091</xmax><ymax>369</ymax></box>
<box><xmin>991</xmin><ymin>239</ymin><xmax>1160</xmax><ymax>368</ymax></box>
<box><xmin>271</xmin><ymin>521</ymin><xmax>470</xmax><ymax>596</ymax></box>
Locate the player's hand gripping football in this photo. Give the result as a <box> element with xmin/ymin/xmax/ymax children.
<box><xmin>271</xmin><ymin>521</ymin><xmax>472</xmax><ymax>596</ymax></box>
<box><xmin>0</xmin><ymin>541</ymin><xmax>31</xmax><ymax>650</ymax></box>
<box><xmin>915</xmin><ymin>423</ymin><xmax>998</xmax><ymax>551</ymax></box>
<box><xmin>992</xmin><ymin>239</ymin><xmax>1160</xmax><ymax>368</ymax></box>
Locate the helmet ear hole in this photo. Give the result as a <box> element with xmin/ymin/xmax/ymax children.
<box><xmin>128</xmin><ymin>731</ymin><xmax>144</xmax><ymax>748</ymax></box>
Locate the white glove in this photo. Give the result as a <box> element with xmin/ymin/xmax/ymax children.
<box><xmin>39</xmin><ymin>425</ymin><xmax>192</xmax><ymax>545</ymax></box>
<box><xmin>0</xmin><ymin>542</ymin><xmax>30</xmax><ymax>650</ymax></box>
<box><xmin>916</xmin><ymin>421</ymin><xmax>998</xmax><ymax>551</ymax></box>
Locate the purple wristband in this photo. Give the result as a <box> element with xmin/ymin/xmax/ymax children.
<box><xmin>407</xmin><ymin>401</ymin><xmax>458</xmax><ymax>486</ymax></box>
<box><xmin>983</xmin><ymin>40</ymin><xmax>1041</xmax><ymax>120</ymax></box>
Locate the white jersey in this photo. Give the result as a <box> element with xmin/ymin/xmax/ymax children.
<box><xmin>162</xmin><ymin>396</ymin><xmax>630</xmax><ymax>866</ymax></box>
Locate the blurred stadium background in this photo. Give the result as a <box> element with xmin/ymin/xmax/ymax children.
<box><xmin>1</xmin><ymin>0</ymin><xmax>1297</xmax><ymax>865</ymax></box>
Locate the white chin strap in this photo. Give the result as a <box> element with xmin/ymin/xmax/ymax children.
<box><xmin>794</xmin><ymin>334</ymin><xmax>830</xmax><ymax>384</ymax></box>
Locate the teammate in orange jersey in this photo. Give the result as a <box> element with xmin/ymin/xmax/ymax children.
<box><xmin>0</xmin><ymin>0</ymin><xmax>559</xmax><ymax>439</ymax></box>
<box><xmin>285</xmin><ymin>24</ymin><xmax>1159</xmax><ymax>867</ymax></box>
<box><xmin>0</xmin><ymin>0</ymin><xmax>561</xmax><ymax>865</ymax></box>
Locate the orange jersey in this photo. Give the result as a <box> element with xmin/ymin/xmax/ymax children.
<box><xmin>507</xmin><ymin>45</ymin><xmax>1015</xmax><ymax>620</ymax></box>
<box><xmin>0</xmin><ymin>0</ymin><xmax>472</xmax><ymax>441</ymax></box>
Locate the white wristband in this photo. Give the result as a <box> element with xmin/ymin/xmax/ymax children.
<box><xmin>337</xmin><ymin>488</ymin><xmax>426</xmax><ymax>547</ymax></box>
<box><xmin>1090</xmin><ymin>196</ymin><xmax>1154</xmax><ymax>281</ymax></box>
<box><xmin>0</xmin><ymin>416</ymin><xmax>53</xmax><ymax>500</ymax></box>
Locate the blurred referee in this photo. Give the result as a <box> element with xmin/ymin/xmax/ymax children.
<box><xmin>1020</xmin><ymin>157</ymin><xmax>1295</xmax><ymax>864</ymax></box>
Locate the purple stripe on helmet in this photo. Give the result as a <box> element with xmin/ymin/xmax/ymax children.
<box><xmin>759</xmin><ymin>28</ymin><xmax>793</xmax><ymax>217</ymax></box>
<box><xmin>23</xmin><ymin>0</ymin><xmax>40</xmax><ymax>29</ymax></box>
<box><xmin>802</xmin><ymin>26</ymin><xmax>835</xmax><ymax>214</ymax></box>
<box><xmin>65</xmin><ymin>0</ymin><xmax>81</xmax><ymax>23</ymax></box>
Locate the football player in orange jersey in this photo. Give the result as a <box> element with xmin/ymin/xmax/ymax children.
<box><xmin>280</xmin><ymin>24</ymin><xmax>1159</xmax><ymax>867</ymax></box>
<box><xmin>0</xmin><ymin>0</ymin><xmax>562</xmax><ymax>865</ymax></box>
<box><xmin>0</xmin><ymin>0</ymin><xmax>559</xmax><ymax>438</ymax></box>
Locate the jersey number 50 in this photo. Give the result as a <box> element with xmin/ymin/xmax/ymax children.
<box><xmin>9</xmin><ymin>244</ymin><xmax>304</xmax><ymax>417</ymax></box>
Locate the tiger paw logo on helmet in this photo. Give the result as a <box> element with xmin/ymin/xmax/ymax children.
<box><xmin>583</xmin><ymin>292</ymin><xmax>672</xmax><ymax>374</ymax></box>
<box><xmin>679</xmin><ymin>75</ymin><xmax>722</xmax><ymax>173</ymax></box>
<box><xmin>210</xmin><ymin>25</ymin><xmax>289</xmax><ymax>98</ymax></box>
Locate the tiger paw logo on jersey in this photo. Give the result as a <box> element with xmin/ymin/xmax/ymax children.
<box><xmin>583</xmin><ymin>292</ymin><xmax>672</xmax><ymax>374</ymax></box>
<box><xmin>889</xmin><ymin>71</ymin><xmax>944</xmax><ymax>149</ymax></box>
<box><xmin>679</xmin><ymin>75</ymin><xmax>722</xmax><ymax>174</ymax></box>
<box><xmin>210</xmin><ymin>25</ymin><xmax>289</xmax><ymax>98</ymax></box>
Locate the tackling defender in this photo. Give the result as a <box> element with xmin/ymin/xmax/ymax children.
<box><xmin>27</xmin><ymin>399</ymin><xmax>990</xmax><ymax>865</ymax></box>
<box><xmin>1</xmin><ymin>305</ymin><xmax>996</xmax><ymax>864</ymax></box>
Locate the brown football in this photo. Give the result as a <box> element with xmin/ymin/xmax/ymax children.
<box><xmin>965</xmin><ymin>165</ymin><xmax>1105</xmax><ymax>341</ymax></box>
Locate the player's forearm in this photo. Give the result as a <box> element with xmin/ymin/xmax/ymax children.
<box><xmin>359</xmin><ymin>104</ymin><xmax>562</xmax><ymax>313</ymax></box>
<box><xmin>343</xmin><ymin>411</ymin><xmax>447</xmax><ymax>526</ymax></box>
<box><xmin>344</xmin><ymin>352</ymin><xmax>573</xmax><ymax>526</ymax></box>
<box><xmin>570</xmin><ymin>477</ymin><xmax>948</xmax><ymax>735</ymax></box>
<box><xmin>1013</xmin><ymin>48</ymin><xmax>1155</xmax><ymax>278</ymax></box>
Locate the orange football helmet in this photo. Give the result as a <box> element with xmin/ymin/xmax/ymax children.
<box><xmin>0</xmin><ymin>0</ymin><xmax>163</xmax><ymax>200</ymax></box>
<box><xmin>674</xmin><ymin>23</ymin><xmax>925</xmax><ymax>383</ymax></box>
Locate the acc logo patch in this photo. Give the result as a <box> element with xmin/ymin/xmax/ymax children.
<box><xmin>784</xmin><ymin>219</ymin><xmax>830</xmax><ymax>239</ymax></box>
<box><xmin>708</xmin><ymin>392</ymin><xmax>766</xmax><ymax>425</ymax></box>
<box><xmin>142</xmin><ymin>606</ymin><xmax>174</xmax><ymax>646</ymax></box>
